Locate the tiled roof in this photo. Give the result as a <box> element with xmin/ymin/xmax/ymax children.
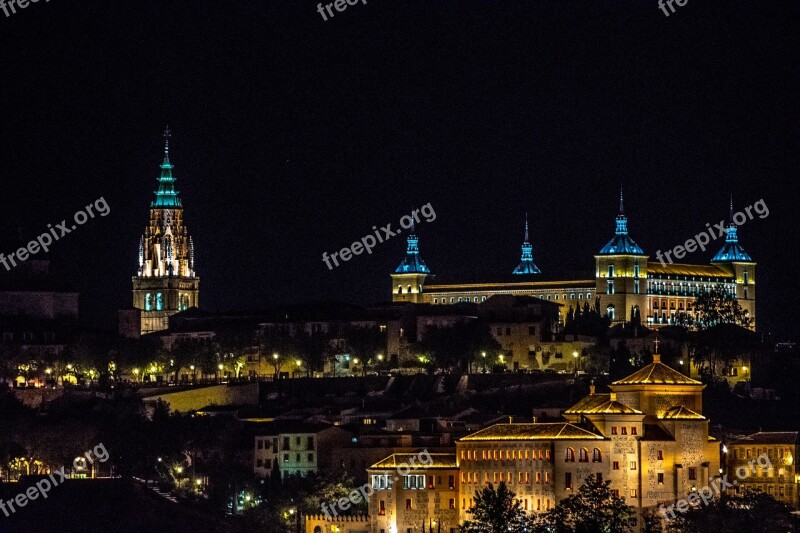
<box><xmin>369</xmin><ymin>453</ymin><xmax>457</xmax><ymax>470</ymax></box>
<box><xmin>460</xmin><ymin>423</ymin><xmax>603</xmax><ymax>441</ymax></box>
<box><xmin>584</xmin><ymin>399</ymin><xmax>643</xmax><ymax>415</ymax></box>
<box><xmin>660</xmin><ymin>405</ymin><xmax>705</xmax><ymax>420</ymax></box>
<box><xmin>647</xmin><ymin>262</ymin><xmax>732</xmax><ymax>279</ymax></box>
<box><xmin>729</xmin><ymin>432</ymin><xmax>799</xmax><ymax>445</ymax></box>
<box><xmin>612</xmin><ymin>356</ymin><xmax>701</xmax><ymax>386</ymax></box>
<box><xmin>563</xmin><ymin>394</ymin><xmax>610</xmax><ymax>414</ymax></box>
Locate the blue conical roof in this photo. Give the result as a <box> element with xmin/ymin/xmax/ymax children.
<box><xmin>513</xmin><ymin>216</ymin><xmax>541</xmax><ymax>275</ymax></box>
<box><xmin>395</xmin><ymin>222</ymin><xmax>430</xmax><ymax>274</ymax></box>
<box><xmin>598</xmin><ymin>191</ymin><xmax>644</xmax><ymax>255</ymax></box>
<box><xmin>712</xmin><ymin>198</ymin><xmax>752</xmax><ymax>262</ymax></box>
<box><xmin>151</xmin><ymin>128</ymin><xmax>182</xmax><ymax>208</ymax></box>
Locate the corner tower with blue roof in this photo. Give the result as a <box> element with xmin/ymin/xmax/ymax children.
<box><xmin>390</xmin><ymin>219</ymin><xmax>430</xmax><ymax>303</ymax></box>
<box><xmin>711</xmin><ymin>197</ymin><xmax>756</xmax><ymax>323</ymax></box>
<box><xmin>593</xmin><ymin>189</ymin><xmax>649</xmax><ymax>324</ymax></box>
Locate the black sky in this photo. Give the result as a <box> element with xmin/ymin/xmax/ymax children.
<box><xmin>0</xmin><ymin>0</ymin><xmax>798</xmax><ymax>337</ymax></box>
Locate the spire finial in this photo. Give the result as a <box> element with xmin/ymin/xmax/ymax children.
<box><xmin>654</xmin><ymin>334</ymin><xmax>660</xmax><ymax>354</ymax></box>
<box><xmin>524</xmin><ymin>212</ymin><xmax>529</xmax><ymax>242</ymax></box>
<box><xmin>619</xmin><ymin>185</ymin><xmax>624</xmax><ymax>215</ymax></box>
<box><xmin>410</xmin><ymin>207</ymin><xmax>416</xmax><ymax>234</ymax></box>
<box><xmin>163</xmin><ymin>126</ymin><xmax>172</xmax><ymax>157</ymax></box>
<box><xmin>729</xmin><ymin>194</ymin><xmax>734</xmax><ymax>222</ymax></box>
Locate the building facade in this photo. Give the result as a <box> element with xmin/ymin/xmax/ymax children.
<box><xmin>390</xmin><ymin>193</ymin><xmax>756</xmax><ymax>330</ymax></box>
<box><xmin>364</xmin><ymin>349</ymin><xmax>720</xmax><ymax>532</ymax></box>
<box><xmin>254</xmin><ymin>422</ymin><xmax>352</xmax><ymax>479</ymax></box>
<box><xmin>130</xmin><ymin>129</ymin><xmax>200</xmax><ymax>335</ymax></box>
<box><xmin>725</xmin><ymin>431</ymin><xmax>799</xmax><ymax>509</ymax></box>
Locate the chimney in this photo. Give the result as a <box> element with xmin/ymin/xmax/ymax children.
<box><xmin>508</xmin><ymin>416</ymin><xmax>513</xmax><ymax>423</ymax></box>
<box><xmin>590</xmin><ymin>382</ymin><xmax>596</xmax><ymax>395</ymax></box>
<box><xmin>653</xmin><ymin>354</ymin><xmax>661</xmax><ymax>363</ymax></box>
<box><xmin>532</xmin><ymin>416</ymin><xmax>537</xmax><ymax>424</ymax></box>
<box><xmin>609</xmin><ymin>392</ymin><xmax>617</xmax><ymax>401</ymax></box>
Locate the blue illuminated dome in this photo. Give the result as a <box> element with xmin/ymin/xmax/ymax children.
<box><xmin>598</xmin><ymin>190</ymin><xmax>645</xmax><ymax>255</ymax></box>
<box><xmin>395</xmin><ymin>223</ymin><xmax>430</xmax><ymax>274</ymax></box>
<box><xmin>513</xmin><ymin>215</ymin><xmax>541</xmax><ymax>275</ymax></box>
<box><xmin>712</xmin><ymin>199</ymin><xmax>752</xmax><ymax>262</ymax></box>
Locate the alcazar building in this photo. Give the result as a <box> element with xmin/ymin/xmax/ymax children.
<box><xmin>391</xmin><ymin>193</ymin><xmax>756</xmax><ymax>330</ymax></box>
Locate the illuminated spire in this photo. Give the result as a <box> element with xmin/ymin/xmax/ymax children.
<box><xmin>598</xmin><ymin>189</ymin><xmax>644</xmax><ymax>255</ymax></box>
<box><xmin>713</xmin><ymin>195</ymin><xmax>752</xmax><ymax>262</ymax></box>
<box><xmin>151</xmin><ymin>127</ymin><xmax>182</xmax><ymax>208</ymax></box>
<box><xmin>513</xmin><ymin>213</ymin><xmax>541</xmax><ymax>275</ymax></box>
<box><xmin>394</xmin><ymin>216</ymin><xmax>430</xmax><ymax>274</ymax></box>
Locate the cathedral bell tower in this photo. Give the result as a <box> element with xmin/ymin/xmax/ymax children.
<box><xmin>131</xmin><ymin>128</ymin><xmax>200</xmax><ymax>335</ymax></box>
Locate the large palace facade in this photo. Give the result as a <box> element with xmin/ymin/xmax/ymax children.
<box><xmin>365</xmin><ymin>349</ymin><xmax>720</xmax><ymax>532</ymax></box>
<box><xmin>390</xmin><ymin>194</ymin><xmax>756</xmax><ymax>330</ymax></box>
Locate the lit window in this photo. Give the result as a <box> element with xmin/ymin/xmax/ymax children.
<box><xmin>565</xmin><ymin>448</ymin><xmax>575</xmax><ymax>462</ymax></box>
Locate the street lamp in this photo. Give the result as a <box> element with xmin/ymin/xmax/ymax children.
<box><xmin>573</xmin><ymin>351</ymin><xmax>579</xmax><ymax>373</ymax></box>
<box><xmin>481</xmin><ymin>352</ymin><xmax>486</xmax><ymax>373</ymax></box>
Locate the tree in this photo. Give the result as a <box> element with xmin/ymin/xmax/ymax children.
<box><xmin>420</xmin><ymin>320</ymin><xmax>500</xmax><ymax>373</ymax></box>
<box><xmin>461</xmin><ymin>482</ymin><xmax>530</xmax><ymax>533</ymax></box>
<box><xmin>691</xmin><ymin>283</ymin><xmax>751</xmax><ymax>329</ymax></box>
<box><xmin>665</xmin><ymin>489</ymin><xmax>800</xmax><ymax>532</ymax></box>
<box><xmin>531</xmin><ymin>474</ymin><xmax>634</xmax><ymax>532</ymax></box>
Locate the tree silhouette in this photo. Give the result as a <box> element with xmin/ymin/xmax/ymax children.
<box><xmin>530</xmin><ymin>474</ymin><xmax>634</xmax><ymax>532</ymax></box>
<box><xmin>461</xmin><ymin>482</ymin><xmax>530</xmax><ymax>533</ymax></box>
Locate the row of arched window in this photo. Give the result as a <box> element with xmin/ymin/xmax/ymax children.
<box><xmin>565</xmin><ymin>447</ymin><xmax>602</xmax><ymax>463</ymax></box>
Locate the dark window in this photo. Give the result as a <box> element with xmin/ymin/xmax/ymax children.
<box><xmin>506</xmin><ymin>327</ymin><xmax>511</xmax><ymax>336</ymax></box>
<box><xmin>657</xmin><ymin>450</ymin><xmax>664</xmax><ymax>460</ymax></box>
<box><xmin>613</xmin><ymin>461</ymin><xmax>619</xmax><ymax>470</ymax></box>
<box><xmin>379</xmin><ymin>501</ymin><xmax>385</xmax><ymax>515</ymax></box>
<box><xmin>593</xmin><ymin>449</ymin><xmax>602</xmax><ymax>462</ymax></box>
<box><xmin>308</xmin><ymin>436</ymin><xmax>314</xmax><ymax>450</ymax></box>
<box><xmin>448</xmin><ymin>475</ymin><xmax>455</xmax><ymax>489</ymax></box>
<box><xmin>406</xmin><ymin>499</ymin><xmax>412</xmax><ymax>510</ymax></box>
<box><xmin>257</xmin><ymin>440</ymin><xmax>263</xmax><ymax>450</ymax></box>
<box><xmin>631</xmin><ymin>427</ymin><xmax>637</xmax><ymax>436</ymax></box>
<box><xmin>283</xmin><ymin>437</ymin><xmax>290</xmax><ymax>450</ymax></box>
<box><xmin>657</xmin><ymin>473</ymin><xmax>664</xmax><ymax>484</ymax></box>
<box><xmin>565</xmin><ymin>473</ymin><xmax>572</xmax><ymax>490</ymax></box>
<box><xmin>688</xmin><ymin>467</ymin><xmax>697</xmax><ymax>481</ymax></box>
<box><xmin>449</xmin><ymin>498</ymin><xmax>455</xmax><ymax>509</ymax></box>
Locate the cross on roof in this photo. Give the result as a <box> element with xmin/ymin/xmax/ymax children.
<box><xmin>654</xmin><ymin>335</ymin><xmax>660</xmax><ymax>353</ymax></box>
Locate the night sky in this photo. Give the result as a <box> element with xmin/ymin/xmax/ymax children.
<box><xmin>0</xmin><ymin>1</ymin><xmax>797</xmax><ymax>337</ymax></box>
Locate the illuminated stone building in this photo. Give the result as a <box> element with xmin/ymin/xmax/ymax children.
<box><xmin>365</xmin><ymin>347</ymin><xmax>721</xmax><ymax>532</ymax></box>
<box><xmin>725</xmin><ymin>431</ymin><xmax>799</xmax><ymax>509</ymax></box>
<box><xmin>390</xmin><ymin>193</ymin><xmax>756</xmax><ymax>330</ymax></box>
<box><xmin>367</xmin><ymin>453</ymin><xmax>460</xmax><ymax>533</ymax></box>
<box><xmin>129</xmin><ymin>129</ymin><xmax>200</xmax><ymax>335</ymax></box>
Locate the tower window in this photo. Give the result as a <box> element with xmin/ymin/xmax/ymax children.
<box><xmin>145</xmin><ymin>293</ymin><xmax>153</xmax><ymax>311</ymax></box>
<box><xmin>156</xmin><ymin>293</ymin><xmax>164</xmax><ymax>311</ymax></box>
<box><xmin>607</xmin><ymin>280</ymin><xmax>614</xmax><ymax>295</ymax></box>
<box><xmin>398</xmin><ymin>285</ymin><xmax>403</xmax><ymax>294</ymax></box>
<box><xmin>407</xmin><ymin>285</ymin><xmax>412</xmax><ymax>293</ymax></box>
<box><xmin>744</xmin><ymin>271</ymin><xmax>749</xmax><ymax>285</ymax></box>
<box><xmin>607</xmin><ymin>265</ymin><xmax>615</xmax><ymax>277</ymax></box>
<box><xmin>634</xmin><ymin>264</ymin><xmax>640</xmax><ymax>278</ymax></box>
